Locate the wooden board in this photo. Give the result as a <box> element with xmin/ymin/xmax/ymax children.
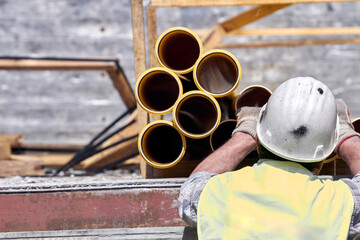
<box><xmin>0</xmin><ymin>155</ymin><xmax>45</xmax><ymax>177</ymax></box>
<box><xmin>228</xmin><ymin>27</ymin><xmax>360</xmax><ymax>36</ymax></box>
<box><xmin>202</xmin><ymin>4</ymin><xmax>290</xmax><ymax>50</ymax></box>
<box><xmin>217</xmin><ymin>38</ymin><xmax>360</xmax><ymax>48</ymax></box>
<box><xmin>0</xmin><ymin>134</ymin><xmax>24</xmax><ymax>148</ymax></box>
<box><xmin>0</xmin><ymin>58</ymin><xmax>135</xmax><ymax>109</ymax></box>
<box><xmin>0</xmin><ymin>142</ymin><xmax>11</xmax><ymax>160</ymax></box>
<box><xmin>132</xmin><ymin>0</ymin><xmax>152</xmax><ymax>178</ymax></box>
<box><xmin>151</xmin><ymin>0</ymin><xmax>360</xmax><ymax>7</ymax></box>
<box><xmin>0</xmin><ymin>59</ymin><xmax>117</xmax><ymax>71</ymax></box>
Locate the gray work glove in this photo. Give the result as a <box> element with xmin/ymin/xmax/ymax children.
<box><xmin>232</xmin><ymin>107</ymin><xmax>261</xmax><ymax>140</ymax></box>
<box><xmin>335</xmin><ymin>99</ymin><xmax>360</xmax><ymax>153</ymax></box>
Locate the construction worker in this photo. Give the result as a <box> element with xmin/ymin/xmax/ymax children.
<box><xmin>178</xmin><ymin>77</ymin><xmax>360</xmax><ymax>239</ymax></box>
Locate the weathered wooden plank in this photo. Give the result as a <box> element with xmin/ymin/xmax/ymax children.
<box><xmin>147</xmin><ymin>6</ymin><xmax>159</xmax><ymax>68</ymax></box>
<box><xmin>38</xmin><ymin>153</ymin><xmax>74</xmax><ymax>168</ymax></box>
<box><xmin>0</xmin><ymin>59</ymin><xmax>117</xmax><ymax>71</ymax></box>
<box><xmin>202</xmin><ymin>24</ymin><xmax>227</xmax><ymax>51</ymax></box>
<box><xmin>228</xmin><ymin>27</ymin><xmax>360</xmax><ymax>36</ymax></box>
<box><xmin>202</xmin><ymin>4</ymin><xmax>290</xmax><ymax>50</ymax></box>
<box><xmin>0</xmin><ymin>155</ymin><xmax>45</xmax><ymax>177</ymax></box>
<box><xmin>15</xmin><ymin>143</ymin><xmax>83</xmax><ymax>152</ymax></box>
<box><xmin>131</xmin><ymin>0</ymin><xmax>152</xmax><ymax>178</ymax></box>
<box><xmin>0</xmin><ymin>142</ymin><xmax>11</xmax><ymax>160</ymax></box>
<box><xmin>151</xmin><ymin>0</ymin><xmax>360</xmax><ymax>7</ymax></box>
<box><xmin>0</xmin><ymin>58</ymin><xmax>136</xmax><ymax>109</ymax></box>
<box><xmin>0</xmin><ymin>134</ymin><xmax>24</xmax><ymax>148</ymax></box>
<box><xmin>222</xmin><ymin>4</ymin><xmax>291</xmax><ymax>33</ymax></box>
<box><xmin>217</xmin><ymin>38</ymin><xmax>360</xmax><ymax>48</ymax></box>
<box><xmin>196</xmin><ymin>27</ymin><xmax>360</xmax><ymax>37</ymax></box>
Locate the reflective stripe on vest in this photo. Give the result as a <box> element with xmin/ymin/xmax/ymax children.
<box><xmin>197</xmin><ymin>159</ymin><xmax>354</xmax><ymax>240</ymax></box>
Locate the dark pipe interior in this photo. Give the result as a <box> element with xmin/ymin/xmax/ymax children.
<box><xmin>143</xmin><ymin>124</ymin><xmax>183</xmax><ymax>164</ymax></box>
<box><xmin>186</xmin><ymin>137</ymin><xmax>212</xmax><ymax>160</ymax></box>
<box><xmin>139</xmin><ymin>72</ymin><xmax>180</xmax><ymax>112</ymax></box>
<box><xmin>235</xmin><ymin>87</ymin><xmax>271</xmax><ymax>112</ymax></box>
<box><xmin>158</xmin><ymin>31</ymin><xmax>200</xmax><ymax>72</ymax></box>
<box><xmin>177</xmin><ymin>96</ymin><xmax>218</xmax><ymax>135</ymax></box>
<box><xmin>211</xmin><ymin>120</ymin><xmax>236</xmax><ymax>151</ymax></box>
<box><xmin>196</xmin><ymin>53</ymin><xmax>238</xmax><ymax>94</ymax></box>
<box><xmin>353</xmin><ymin>119</ymin><xmax>360</xmax><ymax>133</ymax></box>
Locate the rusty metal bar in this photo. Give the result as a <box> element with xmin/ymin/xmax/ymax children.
<box><xmin>0</xmin><ymin>179</ymin><xmax>186</xmax><ymax>232</ymax></box>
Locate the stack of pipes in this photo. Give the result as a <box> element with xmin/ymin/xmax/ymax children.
<box><xmin>135</xmin><ymin>27</ymin><xmax>272</xmax><ymax>169</ymax></box>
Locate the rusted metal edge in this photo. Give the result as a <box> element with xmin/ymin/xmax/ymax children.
<box><xmin>0</xmin><ymin>178</ymin><xmax>187</xmax><ymax>194</ymax></box>
<box><xmin>0</xmin><ymin>226</ymin><xmax>196</xmax><ymax>239</ymax></box>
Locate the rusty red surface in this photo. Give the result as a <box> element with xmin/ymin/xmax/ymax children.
<box><xmin>0</xmin><ymin>188</ymin><xmax>185</xmax><ymax>232</ymax></box>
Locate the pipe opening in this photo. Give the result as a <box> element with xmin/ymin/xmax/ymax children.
<box><xmin>138</xmin><ymin>71</ymin><xmax>181</xmax><ymax>113</ymax></box>
<box><xmin>235</xmin><ymin>86</ymin><xmax>271</xmax><ymax>112</ymax></box>
<box><xmin>353</xmin><ymin>118</ymin><xmax>360</xmax><ymax>133</ymax></box>
<box><xmin>142</xmin><ymin>124</ymin><xmax>184</xmax><ymax>164</ymax></box>
<box><xmin>210</xmin><ymin>120</ymin><xmax>237</xmax><ymax>151</ymax></box>
<box><xmin>186</xmin><ymin>137</ymin><xmax>212</xmax><ymax>160</ymax></box>
<box><xmin>177</xmin><ymin>95</ymin><xmax>219</xmax><ymax>136</ymax></box>
<box><xmin>195</xmin><ymin>52</ymin><xmax>239</xmax><ymax>95</ymax></box>
<box><xmin>158</xmin><ymin>30</ymin><xmax>201</xmax><ymax>72</ymax></box>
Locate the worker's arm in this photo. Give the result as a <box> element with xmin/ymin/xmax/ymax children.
<box><xmin>335</xmin><ymin>99</ymin><xmax>360</xmax><ymax>176</ymax></box>
<box><xmin>178</xmin><ymin>107</ymin><xmax>260</xmax><ymax>227</ymax></box>
<box><xmin>191</xmin><ymin>132</ymin><xmax>256</xmax><ymax>174</ymax></box>
<box><xmin>338</xmin><ymin>136</ymin><xmax>360</xmax><ymax>176</ymax></box>
<box><xmin>192</xmin><ymin>107</ymin><xmax>259</xmax><ymax>175</ymax></box>
<box><xmin>335</xmin><ymin>100</ymin><xmax>360</xmax><ymax>238</ymax></box>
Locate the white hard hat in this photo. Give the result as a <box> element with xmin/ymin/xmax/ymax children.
<box><xmin>256</xmin><ymin>77</ymin><xmax>339</xmax><ymax>163</ymax></box>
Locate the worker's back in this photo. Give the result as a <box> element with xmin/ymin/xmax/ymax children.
<box><xmin>197</xmin><ymin>159</ymin><xmax>354</xmax><ymax>240</ymax></box>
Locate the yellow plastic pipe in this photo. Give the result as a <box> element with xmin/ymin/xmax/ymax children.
<box><xmin>173</xmin><ymin>91</ymin><xmax>221</xmax><ymax>139</ymax></box>
<box><xmin>138</xmin><ymin>120</ymin><xmax>186</xmax><ymax>169</ymax></box>
<box><xmin>193</xmin><ymin>49</ymin><xmax>242</xmax><ymax>98</ymax></box>
<box><xmin>232</xmin><ymin>85</ymin><xmax>272</xmax><ymax>114</ymax></box>
<box><xmin>135</xmin><ymin>67</ymin><xmax>183</xmax><ymax>115</ymax></box>
<box><xmin>155</xmin><ymin>27</ymin><xmax>203</xmax><ymax>75</ymax></box>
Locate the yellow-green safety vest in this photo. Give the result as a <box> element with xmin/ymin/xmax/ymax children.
<box><xmin>198</xmin><ymin>159</ymin><xmax>354</xmax><ymax>240</ymax></box>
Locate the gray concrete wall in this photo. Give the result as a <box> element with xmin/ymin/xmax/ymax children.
<box><xmin>0</xmin><ymin>0</ymin><xmax>359</xmax><ymax>144</ymax></box>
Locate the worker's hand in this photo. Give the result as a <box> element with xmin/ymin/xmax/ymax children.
<box><xmin>232</xmin><ymin>107</ymin><xmax>261</xmax><ymax>140</ymax></box>
<box><xmin>335</xmin><ymin>99</ymin><xmax>360</xmax><ymax>153</ymax></box>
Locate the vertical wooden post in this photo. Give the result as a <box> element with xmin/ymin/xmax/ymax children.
<box><xmin>147</xmin><ymin>6</ymin><xmax>159</xmax><ymax>68</ymax></box>
<box><xmin>131</xmin><ymin>0</ymin><xmax>152</xmax><ymax>178</ymax></box>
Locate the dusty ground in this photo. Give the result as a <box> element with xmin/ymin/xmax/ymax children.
<box><xmin>0</xmin><ymin>168</ymin><xmax>141</xmax><ymax>187</ymax></box>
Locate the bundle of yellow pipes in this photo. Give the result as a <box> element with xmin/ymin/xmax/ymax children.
<box><xmin>135</xmin><ymin>27</ymin><xmax>271</xmax><ymax>169</ymax></box>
